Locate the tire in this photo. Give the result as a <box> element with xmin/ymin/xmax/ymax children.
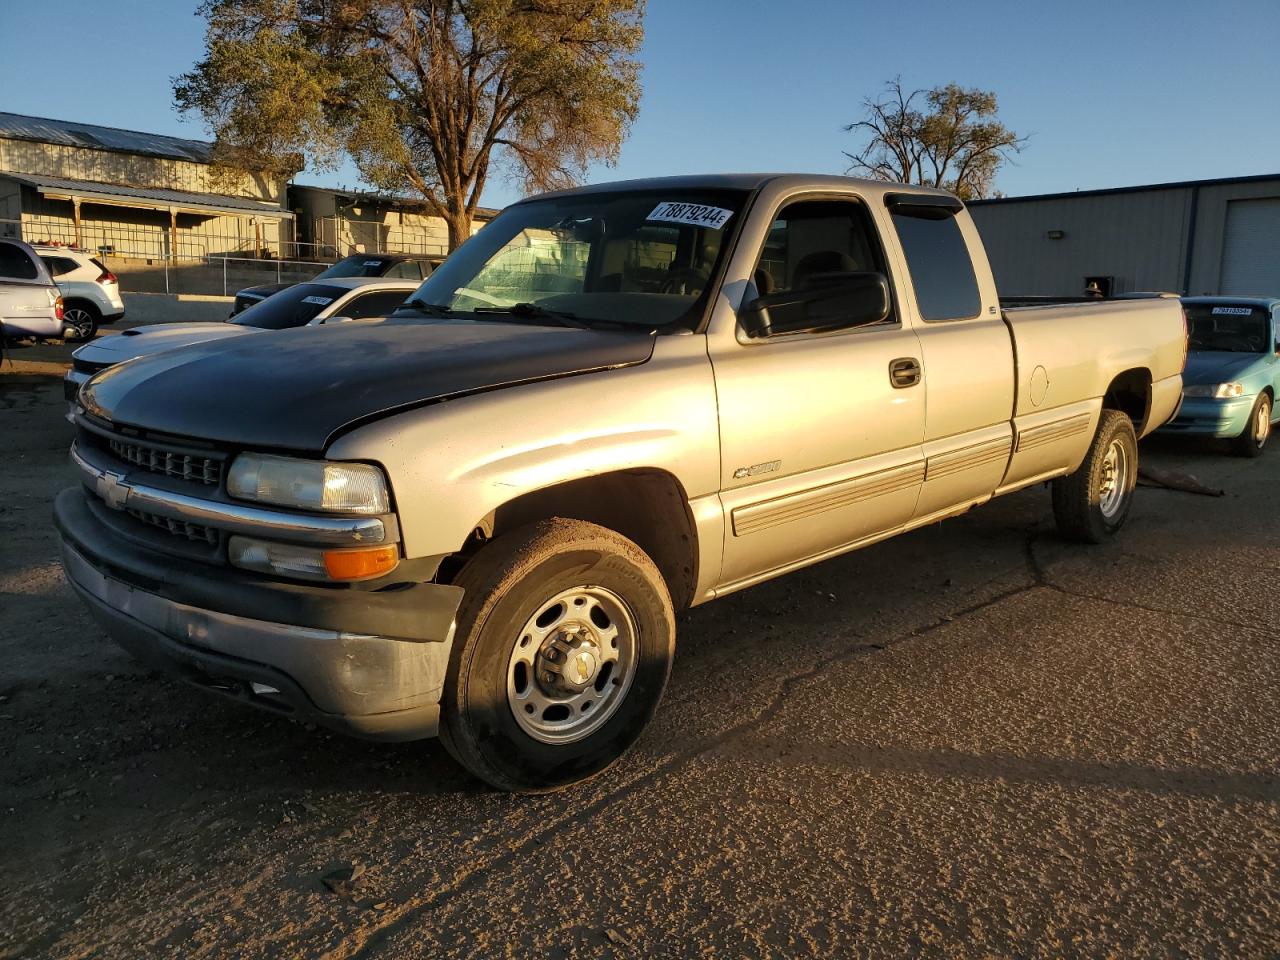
<box><xmin>1052</xmin><ymin>409</ymin><xmax>1139</xmax><ymax>543</ymax></box>
<box><xmin>62</xmin><ymin>302</ymin><xmax>100</xmax><ymax>341</ymax></box>
<box><xmin>1232</xmin><ymin>392</ymin><xmax>1271</xmax><ymax>458</ymax></box>
<box><xmin>440</xmin><ymin>518</ymin><xmax>675</xmax><ymax>792</ymax></box>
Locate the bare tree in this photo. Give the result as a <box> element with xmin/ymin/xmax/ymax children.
<box><xmin>175</xmin><ymin>0</ymin><xmax>645</xmax><ymax>251</ymax></box>
<box><xmin>843</xmin><ymin>78</ymin><xmax>1026</xmax><ymax>200</ymax></box>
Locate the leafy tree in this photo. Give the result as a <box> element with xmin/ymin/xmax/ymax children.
<box><xmin>843</xmin><ymin>78</ymin><xmax>1026</xmax><ymax>200</ymax></box>
<box><xmin>176</xmin><ymin>0</ymin><xmax>645</xmax><ymax>250</ymax></box>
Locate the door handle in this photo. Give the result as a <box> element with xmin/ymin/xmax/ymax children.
<box><xmin>889</xmin><ymin>357</ymin><xmax>922</xmax><ymax>388</ymax></box>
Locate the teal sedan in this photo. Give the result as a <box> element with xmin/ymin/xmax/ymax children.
<box><xmin>1161</xmin><ymin>297</ymin><xmax>1280</xmax><ymax>456</ymax></box>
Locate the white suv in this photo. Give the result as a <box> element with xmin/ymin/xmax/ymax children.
<box><xmin>33</xmin><ymin>245</ymin><xmax>125</xmax><ymax>340</ymax></box>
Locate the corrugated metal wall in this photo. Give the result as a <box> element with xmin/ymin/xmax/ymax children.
<box><xmin>969</xmin><ymin>187</ymin><xmax>1193</xmax><ymax>297</ymax></box>
<box><xmin>970</xmin><ymin>176</ymin><xmax>1280</xmax><ymax>298</ymax></box>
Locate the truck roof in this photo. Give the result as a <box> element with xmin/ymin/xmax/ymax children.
<box><xmin>521</xmin><ymin>173</ymin><xmax>960</xmax><ymax>204</ymax></box>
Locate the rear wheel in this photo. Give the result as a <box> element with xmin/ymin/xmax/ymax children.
<box><xmin>62</xmin><ymin>302</ymin><xmax>99</xmax><ymax>341</ymax></box>
<box><xmin>1232</xmin><ymin>393</ymin><xmax>1271</xmax><ymax>458</ymax></box>
<box><xmin>440</xmin><ymin>518</ymin><xmax>675</xmax><ymax>792</ymax></box>
<box><xmin>1052</xmin><ymin>410</ymin><xmax>1139</xmax><ymax>543</ymax></box>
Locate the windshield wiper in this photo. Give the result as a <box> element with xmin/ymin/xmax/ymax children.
<box><xmin>469</xmin><ymin>302</ymin><xmax>638</xmax><ymax>332</ymax></box>
<box><xmin>397</xmin><ymin>298</ymin><xmax>457</xmax><ymax>317</ymax></box>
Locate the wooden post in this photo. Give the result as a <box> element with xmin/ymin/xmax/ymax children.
<box><xmin>169</xmin><ymin>207</ymin><xmax>178</xmax><ymax>263</ymax></box>
<box><xmin>72</xmin><ymin>198</ymin><xmax>82</xmax><ymax>248</ymax></box>
<box><xmin>254</xmin><ymin>219</ymin><xmax>262</xmax><ymax>259</ymax></box>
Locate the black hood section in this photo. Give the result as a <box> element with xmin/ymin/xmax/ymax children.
<box><xmin>82</xmin><ymin>319</ymin><xmax>656</xmax><ymax>452</ymax></box>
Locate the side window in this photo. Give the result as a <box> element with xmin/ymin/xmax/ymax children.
<box><xmin>386</xmin><ymin>261</ymin><xmax>422</xmax><ymax>280</ymax></box>
<box><xmin>41</xmin><ymin>256</ymin><xmax>77</xmax><ymax>277</ymax></box>
<box><xmin>0</xmin><ymin>242</ymin><xmax>41</xmax><ymax>281</ymax></box>
<box><xmin>890</xmin><ymin>211</ymin><xmax>981</xmax><ymax>322</ymax></box>
<box><xmin>342</xmin><ymin>290</ymin><xmax>412</xmax><ymax>319</ymax></box>
<box><xmin>746</xmin><ymin>198</ymin><xmax>894</xmax><ymax>335</ymax></box>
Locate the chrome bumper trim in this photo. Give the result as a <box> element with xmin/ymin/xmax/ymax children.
<box><xmin>71</xmin><ymin>442</ymin><xmax>391</xmax><ymax>546</ymax></box>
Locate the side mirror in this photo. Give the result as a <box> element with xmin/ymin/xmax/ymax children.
<box><xmin>740</xmin><ymin>271</ymin><xmax>891</xmax><ymax>339</ymax></box>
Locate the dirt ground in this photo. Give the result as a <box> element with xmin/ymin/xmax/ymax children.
<box><xmin>1</xmin><ymin>362</ymin><xmax>1277</xmax><ymax>959</ymax></box>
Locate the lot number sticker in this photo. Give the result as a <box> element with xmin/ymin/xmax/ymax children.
<box><xmin>363</xmin><ymin>260</ymin><xmax>383</xmax><ymax>267</ymax></box>
<box><xmin>301</xmin><ymin>296</ymin><xmax>333</xmax><ymax>306</ymax></box>
<box><xmin>1212</xmin><ymin>306</ymin><xmax>1252</xmax><ymax>315</ymax></box>
<box><xmin>647</xmin><ymin>202</ymin><xmax>733</xmax><ymax>230</ymax></box>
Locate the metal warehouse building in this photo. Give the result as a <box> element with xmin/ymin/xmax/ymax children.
<box><xmin>0</xmin><ymin>111</ymin><xmax>494</xmax><ymax>271</ymax></box>
<box><xmin>0</xmin><ymin>111</ymin><xmax>292</xmax><ymax>261</ymax></box>
<box><xmin>968</xmin><ymin>173</ymin><xmax>1280</xmax><ymax>299</ymax></box>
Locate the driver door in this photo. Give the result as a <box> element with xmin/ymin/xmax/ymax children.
<box><xmin>709</xmin><ymin>194</ymin><xmax>925</xmax><ymax>591</ymax></box>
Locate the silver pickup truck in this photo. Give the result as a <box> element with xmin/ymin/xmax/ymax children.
<box><xmin>55</xmin><ymin>174</ymin><xmax>1186</xmax><ymax>791</ymax></box>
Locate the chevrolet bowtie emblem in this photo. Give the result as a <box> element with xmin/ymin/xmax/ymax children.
<box><xmin>95</xmin><ymin>471</ymin><xmax>129</xmax><ymax>511</ymax></box>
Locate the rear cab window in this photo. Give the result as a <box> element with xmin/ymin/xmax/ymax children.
<box><xmin>889</xmin><ymin>204</ymin><xmax>981</xmax><ymax>322</ymax></box>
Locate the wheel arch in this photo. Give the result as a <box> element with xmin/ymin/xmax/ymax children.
<box><xmin>1102</xmin><ymin>367</ymin><xmax>1152</xmax><ymax>432</ymax></box>
<box><xmin>448</xmin><ymin>469</ymin><xmax>699</xmax><ymax>611</ymax></box>
<box><xmin>61</xmin><ymin>297</ymin><xmax>101</xmax><ymax>317</ymax></box>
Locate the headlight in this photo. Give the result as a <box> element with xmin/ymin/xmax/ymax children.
<box><xmin>1183</xmin><ymin>383</ymin><xmax>1244</xmax><ymax>399</ymax></box>
<box><xmin>227</xmin><ymin>453</ymin><xmax>390</xmax><ymax>514</ymax></box>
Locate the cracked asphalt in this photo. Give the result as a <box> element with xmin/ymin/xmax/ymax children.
<box><xmin>2</xmin><ymin>370</ymin><xmax>1277</xmax><ymax>959</ymax></box>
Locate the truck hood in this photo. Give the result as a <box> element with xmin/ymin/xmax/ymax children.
<box><xmin>81</xmin><ymin>319</ymin><xmax>656</xmax><ymax>452</ymax></box>
<box><xmin>1183</xmin><ymin>350</ymin><xmax>1264</xmax><ymax>385</ymax></box>
<box><xmin>75</xmin><ymin>323</ymin><xmax>259</xmax><ymax>365</ymax></box>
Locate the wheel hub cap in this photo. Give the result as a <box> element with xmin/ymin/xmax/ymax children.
<box><xmin>1098</xmin><ymin>439</ymin><xmax>1128</xmax><ymax>519</ymax></box>
<box><xmin>537</xmin><ymin>629</ymin><xmax>601</xmax><ymax>694</ymax></box>
<box><xmin>506</xmin><ymin>585</ymin><xmax>638</xmax><ymax>744</ymax></box>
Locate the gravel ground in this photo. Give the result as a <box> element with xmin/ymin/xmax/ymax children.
<box><xmin>1</xmin><ymin>365</ymin><xmax>1277</xmax><ymax>959</ymax></box>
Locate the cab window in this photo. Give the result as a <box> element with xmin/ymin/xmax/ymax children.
<box><xmin>385</xmin><ymin>261</ymin><xmax>424</xmax><ymax>280</ymax></box>
<box><xmin>890</xmin><ymin>210</ymin><xmax>981</xmax><ymax>322</ymax></box>
<box><xmin>748</xmin><ymin>198</ymin><xmax>895</xmax><ymax>334</ymax></box>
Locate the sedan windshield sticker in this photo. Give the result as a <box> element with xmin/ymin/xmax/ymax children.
<box><xmin>300</xmin><ymin>295</ymin><xmax>333</xmax><ymax>306</ymax></box>
<box><xmin>363</xmin><ymin>260</ymin><xmax>382</xmax><ymax>267</ymax></box>
<box><xmin>1212</xmin><ymin>306</ymin><xmax>1252</xmax><ymax>315</ymax></box>
<box><xmin>646</xmin><ymin>202</ymin><xmax>733</xmax><ymax>230</ymax></box>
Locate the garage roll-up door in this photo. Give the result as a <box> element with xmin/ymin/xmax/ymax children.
<box><xmin>1220</xmin><ymin>197</ymin><xmax>1280</xmax><ymax>295</ymax></box>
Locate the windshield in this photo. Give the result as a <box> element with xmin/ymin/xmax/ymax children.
<box><xmin>315</xmin><ymin>255</ymin><xmax>389</xmax><ymax>280</ymax></box>
<box><xmin>1186</xmin><ymin>304</ymin><xmax>1271</xmax><ymax>353</ymax></box>
<box><xmin>230</xmin><ymin>283</ymin><xmax>348</xmax><ymax>330</ymax></box>
<box><xmin>403</xmin><ymin>189</ymin><xmax>747</xmax><ymax>329</ymax></box>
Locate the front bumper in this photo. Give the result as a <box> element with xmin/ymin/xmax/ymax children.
<box><xmin>1158</xmin><ymin>395</ymin><xmax>1254</xmax><ymax>438</ymax></box>
<box><xmin>55</xmin><ymin>486</ymin><xmax>463</xmax><ymax>741</ymax></box>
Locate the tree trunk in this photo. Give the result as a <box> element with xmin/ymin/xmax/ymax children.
<box><xmin>445</xmin><ymin>208</ymin><xmax>472</xmax><ymax>253</ymax></box>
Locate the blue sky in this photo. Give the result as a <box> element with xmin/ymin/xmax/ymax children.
<box><xmin>2</xmin><ymin>0</ymin><xmax>1277</xmax><ymax>208</ymax></box>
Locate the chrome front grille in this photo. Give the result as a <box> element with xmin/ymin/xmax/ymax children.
<box><xmin>125</xmin><ymin>507</ymin><xmax>220</xmax><ymax>546</ymax></box>
<box><xmin>108</xmin><ymin>437</ymin><xmax>223</xmax><ymax>486</ymax></box>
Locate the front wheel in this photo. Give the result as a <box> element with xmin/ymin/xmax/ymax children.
<box><xmin>440</xmin><ymin>518</ymin><xmax>675</xmax><ymax>792</ymax></box>
<box><xmin>1052</xmin><ymin>409</ymin><xmax>1139</xmax><ymax>543</ymax></box>
<box><xmin>1232</xmin><ymin>393</ymin><xmax>1271</xmax><ymax>458</ymax></box>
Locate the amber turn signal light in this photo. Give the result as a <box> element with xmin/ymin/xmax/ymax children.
<box><xmin>322</xmin><ymin>545</ymin><xmax>400</xmax><ymax>581</ymax></box>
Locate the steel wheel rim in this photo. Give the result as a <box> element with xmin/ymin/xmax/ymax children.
<box><xmin>1255</xmin><ymin>399</ymin><xmax>1270</xmax><ymax>446</ymax></box>
<box><xmin>63</xmin><ymin>308</ymin><xmax>93</xmax><ymax>339</ymax></box>
<box><xmin>1097</xmin><ymin>439</ymin><xmax>1128</xmax><ymax>519</ymax></box>
<box><xmin>506</xmin><ymin>585</ymin><xmax>638</xmax><ymax>744</ymax></box>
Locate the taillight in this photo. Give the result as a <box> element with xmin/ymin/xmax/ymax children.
<box><xmin>1180</xmin><ymin>306</ymin><xmax>1189</xmax><ymax>368</ymax></box>
<box><xmin>97</xmin><ymin>269</ymin><xmax>117</xmax><ymax>285</ymax></box>
<box><xmin>54</xmin><ymin>293</ymin><xmax>64</xmax><ymax>321</ymax></box>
